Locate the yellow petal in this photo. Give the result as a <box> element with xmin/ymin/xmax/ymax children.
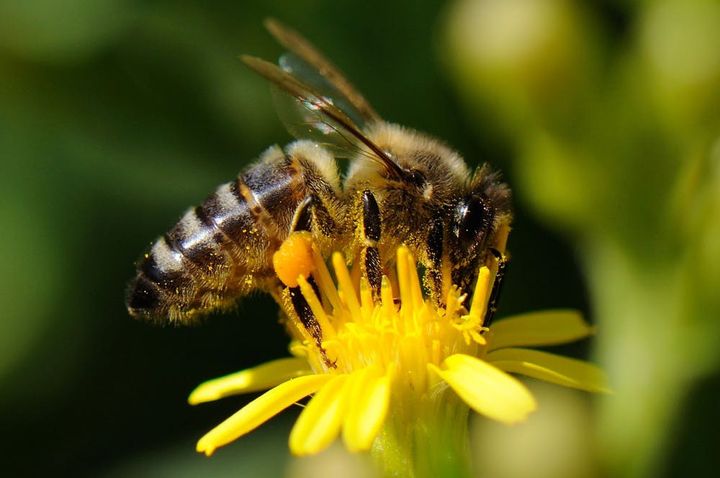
<box><xmin>431</xmin><ymin>354</ymin><xmax>536</xmax><ymax>424</ymax></box>
<box><xmin>196</xmin><ymin>374</ymin><xmax>331</xmax><ymax>456</ymax></box>
<box><xmin>289</xmin><ymin>374</ymin><xmax>350</xmax><ymax>455</ymax></box>
<box><xmin>488</xmin><ymin>310</ymin><xmax>594</xmax><ymax>352</ymax></box>
<box><xmin>487</xmin><ymin>348</ymin><xmax>611</xmax><ymax>393</ymax></box>
<box><xmin>342</xmin><ymin>367</ymin><xmax>392</xmax><ymax>452</ymax></box>
<box><xmin>188</xmin><ymin>357</ymin><xmax>312</xmax><ymax>405</ymax></box>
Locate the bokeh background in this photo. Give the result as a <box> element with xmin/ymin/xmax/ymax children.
<box><xmin>1</xmin><ymin>0</ymin><xmax>719</xmax><ymax>476</ymax></box>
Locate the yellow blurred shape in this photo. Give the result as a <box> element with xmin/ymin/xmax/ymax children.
<box><xmin>641</xmin><ymin>0</ymin><xmax>720</xmax><ymax>87</ymax></box>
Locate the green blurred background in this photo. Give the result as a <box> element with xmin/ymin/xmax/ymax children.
<box><xmin>1</xmin><ymin>0</ymin><xmax>718</xmax><ymax>476</ymax></box>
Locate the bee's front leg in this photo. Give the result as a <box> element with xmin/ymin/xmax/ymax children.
<box><xmin>360</xmin><ymin>190</ymin><xmax>382</xmax><ymax>301</ymax></box>
<box><xmin>483</xmin><ymin>248</ymin><xmax>509</xmax><ymax>328</ymax></box>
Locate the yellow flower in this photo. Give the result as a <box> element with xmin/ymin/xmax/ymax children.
<box><xmin>189</xmin><ymin>234</ymin><xmax>608</xmax><ymax>460</ymax></box>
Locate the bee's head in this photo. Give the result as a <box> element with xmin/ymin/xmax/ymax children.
<box><xmin>451</xmin><ymin>193</ymin><xmax>495</xmax><ymax>260</ymax></box>
<box><xmin>448</xmin><ymin>164</ymin><xmax>512</xmax><ymax>292</ymax></box>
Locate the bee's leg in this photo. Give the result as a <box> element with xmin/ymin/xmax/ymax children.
<box><xmin>287</xmin><ymin>281</ymin><xmax>335</xmax><ymax>368</ymax></box>
<box><xmin>426</xmin><ymin>219</ymin><xmax>445</xmax><ymax>306</ymax></box>
<box><xmin>361</xmin><ymin>190</ymin><xmax>382</xmax><ymax>300</ymax></box>
<box><xmin>483</xmin><ymin>248</ymin><xmax>509</xmax><ymax>328</ymax></box>
<box><xmin>290</xmin><ymin>194</ymin><xmax>340</xmax><ymax>237</ymax></box>
<box><xmin>289</xmin><ymin>196</ymin><xmax>314</xmax><ymax>233</ymax></box>
<box><xmin>284</xmin><ymin>200</ymin><xmax>335</xmax><ymax>367</ymax></box>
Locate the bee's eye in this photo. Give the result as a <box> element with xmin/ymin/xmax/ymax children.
<box><xmin>453</xmin><ymin>196</ymin><xmax>493</xmax><ymax>247</ymax></box>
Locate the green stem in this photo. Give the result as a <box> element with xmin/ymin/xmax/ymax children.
<box><xmin>370</xmin><ymin>391</ymin><xmax>472</xmax><ymax>478</ymax></box>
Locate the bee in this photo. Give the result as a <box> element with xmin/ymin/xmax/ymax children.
<box><xmin>127</xmin><ymin>19</ymin><xmax>511</xmax><ymax>325</ymax></box>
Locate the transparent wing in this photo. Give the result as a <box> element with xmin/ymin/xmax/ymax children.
<box><xmin>269</xmin><ymin>82</ymin><xmax>362</xmax><ymax>159</ymax></box>
<box><xmin>265</xmin><ymin>18</ymin><xmax>380</xmax><ymax>124</ymax></box>
<box><xmin>269</xmin><ymin>51</ymin><xmax>368</xmax><ymax>158</ymax></box>
<box><xmin>277</xmin><ymin>51</ymin><xmax>367</xmax><ymax>131</ymax></box>
<box><xmin>241</xmin><ymin>53</ymin><xmax>404</xmax><ymax>178</ymax></box>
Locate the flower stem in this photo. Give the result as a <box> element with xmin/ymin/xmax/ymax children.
<box><xmin>371</xmin><ymin>391</ymin><xmax>472</xmax><ymax>478</ymax></box>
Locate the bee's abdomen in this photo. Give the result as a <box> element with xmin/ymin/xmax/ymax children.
<box><xmin>127</xmin><ymin>149</ymin><xmax>305</xmax><ymax>324</ymax></box>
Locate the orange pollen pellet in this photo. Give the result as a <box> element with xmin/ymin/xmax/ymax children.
<box><xmin>273</xmin><ymin>232</ymin><xmax>316</xmax><ymax>288</ymax></box>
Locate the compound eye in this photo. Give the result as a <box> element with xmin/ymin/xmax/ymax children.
<box><xmin>454</xmin><ymin>196</ymin><xmax>493</xmax><ymax>248</ymax></box>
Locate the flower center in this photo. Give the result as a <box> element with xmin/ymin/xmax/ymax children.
<box><xmin>275</xmin><ymin>238</ymin><xmax>497</xmax><ymax>393</ymax></box>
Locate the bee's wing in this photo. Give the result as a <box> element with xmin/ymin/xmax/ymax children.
<box><xmin>264</xmin><ymin>18</ymin><xmax>380</xmax><ymax>124</ymax></box>
<box><xmin>274</xmin><ymin>52</ymin><xmax>367</xmax><ymax>139</ymax></box>
<box><xmin>241</xmin><ymin>55</ymin><xmax>404</xmax><ymax>179</ymax></box>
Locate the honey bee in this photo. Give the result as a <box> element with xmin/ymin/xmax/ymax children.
<box><xmin>127</xmin><ymin>19</ymin><xmax>512</xmax><ymax>325</ymax></box>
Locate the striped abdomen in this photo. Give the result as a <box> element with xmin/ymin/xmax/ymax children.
<box><xmin>127</xmin><ymin>143</ymin><xmax>338</xmax><ymax>324</ymax></box>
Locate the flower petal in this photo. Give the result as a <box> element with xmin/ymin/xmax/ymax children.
<box><xmin>487</xmin><ymin>348</ymin><xmax>611</xmax><ymax>393</ymax></box>
<box><xmin>289</xmin><ymin>374</ymin><xmax>350</xmax><ymax>455</ymax></box>
<box><xmin>342</xmin><ymin>366</ymin><xmax>392</xmax><ymax>452</ymax></box>
<box><xmin>431</xmin><ymin>354</ymin><xmax>536</xmax><ymax>424</ymax></box>
<box><xmin>196</xmin><ymin>374</ymin><xmax>331</xmax><ymax>456</ymax></box>
<box><xmin>488</xmin><ymin>310</ymin><xmax>594</xmax><ymax>352</ymax></box>
<box><xmin>188</xmin><ymin>357</ymin><xmax>312</xmax><ymax>405</ymax></box>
